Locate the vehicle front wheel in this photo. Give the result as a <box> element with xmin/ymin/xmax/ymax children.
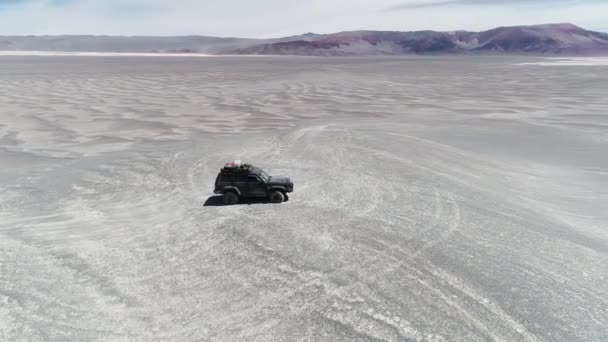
<box><xmin>222</xmin><ymin>192</ymin><xmax>239</xmax><ymax>205</ymax></box>
<box><xmin>269</xmin><ymin>191</ymin><xmax>285</xmax><ymax>204</ymax></box>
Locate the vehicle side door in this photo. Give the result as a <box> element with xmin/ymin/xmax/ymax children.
<box><xmin>234</xmin><ymin>172</ymin><xmax>249</xmax><ymax>195</ymax></box>
<box><xmin>247</xmin><ymin>174</ymin><xmax>267</xmax><ymax>196</ymax></box>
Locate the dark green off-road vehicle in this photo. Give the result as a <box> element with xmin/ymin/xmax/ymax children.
<box><xmin>214</xmin><ymin>161</ymin><xmax>294</xmax><ymax>205</ymax></box>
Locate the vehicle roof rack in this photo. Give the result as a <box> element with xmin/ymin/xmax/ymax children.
<box><xmin>222</xmin><ymin>161</ymin><xmax>253</xmax><ymax>172</ymax></box>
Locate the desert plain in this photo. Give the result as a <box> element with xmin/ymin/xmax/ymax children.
<box><xmin>0</xmin><ymin>56</ymin><xmax>607</xmax><ymax>341</ymax></box>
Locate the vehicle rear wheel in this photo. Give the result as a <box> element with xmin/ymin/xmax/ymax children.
<box><xmin>222</xmin><ymin>192</ymin><xmax>239</xmax><ymax>205</ymax></box>
<box><xmin>269</xmin><ymin>191</ymin><xmax>284</xmax><ymax>204</ymax></box>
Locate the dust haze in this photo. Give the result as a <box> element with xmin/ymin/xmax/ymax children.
<box><xmin>1</xmin><ymin>56</ymin><xmax>607</xmax><ymax>341</ymax></box>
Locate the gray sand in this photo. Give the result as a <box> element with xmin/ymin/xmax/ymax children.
<box><xmin>0</xmin><ymin>56</ymin><xmax>607</xmax><ymax>341</ymax></box>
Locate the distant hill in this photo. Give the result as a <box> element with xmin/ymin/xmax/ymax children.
<box><xmin>1</xmin><ymin>24</ymin><xmax>607</xmax><ymax>56</ymax></box>
<box><xmin>0</xmin><ymin>35</ymin><xmax>264</xmax><ymax>54</ymax></box>
<box><xmin>229</xmin><ymin>24</ymin><xmax>608</xmax><ymax>56</ymax></box>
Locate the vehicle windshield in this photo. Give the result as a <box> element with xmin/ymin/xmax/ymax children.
<box><xmin>258</xmin><ymin>170</ymin><xmax>271</xmax><ymax>183</ymax></box>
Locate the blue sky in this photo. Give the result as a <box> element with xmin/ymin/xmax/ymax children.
<box><xmin>0</xmin><ymin>0</ymin><xmax>606</xmax><ymax>37</ymax></box>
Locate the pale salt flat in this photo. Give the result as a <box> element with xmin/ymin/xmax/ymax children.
<box><xmin>0</xmin><ymin>51</ymin><xmax>213</xmax><ymax>57</ymax></box>
<box><xmin>0</xmin><ymin>56</ymin><xmax>607</xmax><ymax>341</ymax></box>
<box><xmin>517</xmin><ymin>57</ymin><xmax>608</xmax><ymax>66</ymax></box>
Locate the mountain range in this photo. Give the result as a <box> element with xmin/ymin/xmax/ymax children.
<box><xmin>1</xmin><ymin>23</ymin><xmax>607</xmax><ymax>56</ymax></box>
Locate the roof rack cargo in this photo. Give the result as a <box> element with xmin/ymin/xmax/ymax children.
<box><xmin>221</xmin><ymin>161</ymin><xmax>253</xmax><ymax>172</ymax></box>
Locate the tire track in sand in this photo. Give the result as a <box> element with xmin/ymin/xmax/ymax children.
<box><xmin>411</xmin><ymin>191</ymin><xmax>462</xmax><ymax>259</ymax></box>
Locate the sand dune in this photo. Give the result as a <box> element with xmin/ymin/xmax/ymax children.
<box><xmin>0</xmin><ymin>56</ymin><xmax>607</xmax><ymax>341</ymax></box>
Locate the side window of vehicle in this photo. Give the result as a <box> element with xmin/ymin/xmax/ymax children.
<box><xmin>235</xmin><ymin>173</ymin><xmax>249</xmax><ymax>183</ymax></box>
<box><xmin>220</xmin><ymin>173</ymin><xmax>233</xmax><ymax>183</ymax></box>
<box><xmin>248</xmin><ymin>175</ymin><xmax>260</xmax><ymax>183</ymax></box>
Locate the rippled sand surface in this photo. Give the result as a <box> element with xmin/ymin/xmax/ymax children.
<box><xmin>1</xmin><ymin>56</ymin><xmax>607</xmax><ymax>341</ymax></box>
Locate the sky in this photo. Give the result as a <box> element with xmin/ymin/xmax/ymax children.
<box><xmin>0</xmin><ymin>0</ymin><xmax>607</xmax><ymax>37</ymax></box>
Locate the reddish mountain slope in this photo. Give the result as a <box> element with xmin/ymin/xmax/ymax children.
<box><xmin>228</xmin><ymin>24</ymin><xmax>608</xmax><ymax>56</ymax></box>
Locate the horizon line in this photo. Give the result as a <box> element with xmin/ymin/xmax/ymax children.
<box><xmin>0</xmin><ymin>22</ymin><xmax>605</xmax><ymax>38</ymax></box>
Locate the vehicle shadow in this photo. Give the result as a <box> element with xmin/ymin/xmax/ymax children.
<box><xmin>203</xmin><ymin>195</ymin><xmax>289</xmax><ymax>207</ymax></box>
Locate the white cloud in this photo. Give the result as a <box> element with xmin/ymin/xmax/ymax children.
<box><xmin>387</xmin><ymin>0</ymin><xmax>607</xmax><ymax>10</ymax></box>
<box><xmin>0</xmin><ymin>0</ymin><xmax>606</xmax><ymax>37</ymax></box>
